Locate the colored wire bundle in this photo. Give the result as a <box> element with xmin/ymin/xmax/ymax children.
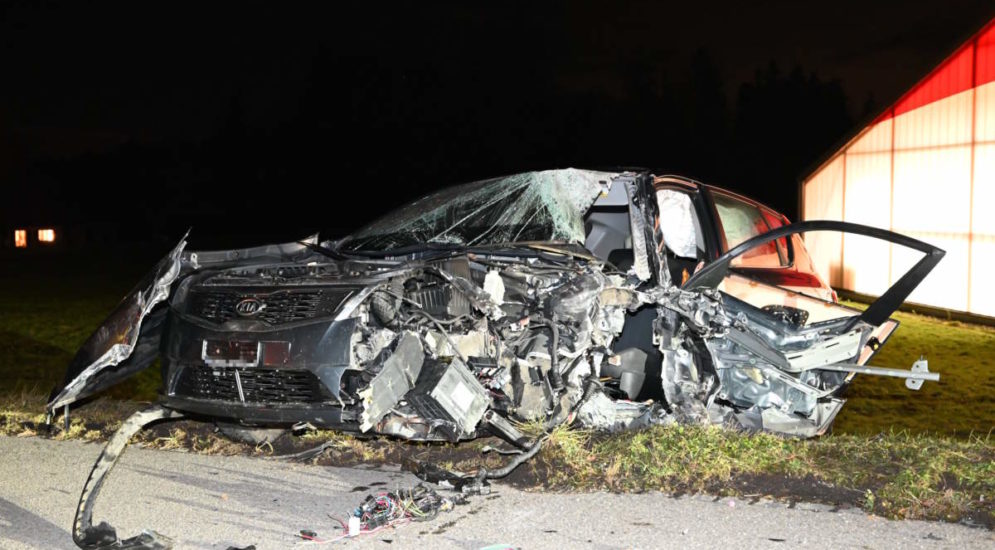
<box><xmin>297</xmin><ymin>483</ymin><xmax>455</xmax><ymax>545</ymax></box>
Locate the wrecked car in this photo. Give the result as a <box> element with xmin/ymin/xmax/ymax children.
<box><xmin>48</xmin><ymin>169</ymin><xmax>943</xmax><ymax>548</ymax></box>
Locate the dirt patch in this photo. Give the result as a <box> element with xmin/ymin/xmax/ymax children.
<box><xmin>500</xmin><ymin>449</ymin><xmax>867</xmax><ymax>509</ymax></box>
<box><xmin>720</xmin><ymin>473</ymin><xmax>865</xmax><ymax>507</ymax></box>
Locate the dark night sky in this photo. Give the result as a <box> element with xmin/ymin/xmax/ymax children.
<box><xmin>2</xmin><ymin>1</ymin><xmax>994</xmax><ymax>248</ymax></box>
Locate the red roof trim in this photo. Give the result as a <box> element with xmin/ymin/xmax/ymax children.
<box><xmin>805</xmin><ymin>16</ymin><xmax>995</xmax><ymax>182</ymax></box>
<box><xmin>873</xmin><ymin>17</ymin><xmax>995</xmax><ymax>123</ymax></box>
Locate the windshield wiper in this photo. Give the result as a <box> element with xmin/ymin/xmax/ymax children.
<box><xmin>297</xmin><ymin>240</ymin><xmax>349</xmax><ymax>260</ymax></box>
<box><xmin>340</xmin><ymin>241</ymin><xmax>470</xmax><ymax>258</ymax></box>
<box><xmin>335</xmin><ymin>239</ymin><xmax>596</xmax><ymax>262</ymax></box>
<box><xmin>520</xmin><ymin>242</ymin><xmax>597</xmax><ymax>261</ymax></box>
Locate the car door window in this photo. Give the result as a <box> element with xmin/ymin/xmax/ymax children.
<box><xmin>712</xmin><ymin>193</ymin><xmax>785</xmax><ymax>268</ymax></box>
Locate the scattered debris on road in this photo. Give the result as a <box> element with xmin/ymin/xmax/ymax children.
<box><xmin>296</xmin><ymin>483</ymin><xmax>463</xmax><ymax>545</ymax></box>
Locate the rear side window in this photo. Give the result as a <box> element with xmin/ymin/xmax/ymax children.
<box><xmin>712</xmin><ymin>193</ymin><xmax>787</xmax><ymax>268</ymax></box>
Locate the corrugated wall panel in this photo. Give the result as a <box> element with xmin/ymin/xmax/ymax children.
<box><xmin>802</xmin><ymin>154</ymin><xmax>845</xmax><ymax>287</ymax></box>
<box><xmin>970</xmin><ymin>144</ymin><xmax>995</xmax><ymax>316</ymax></box>
<box><xmin>891</xmin><ymin>90</ymin><xmax>974</xmax><ymax>311</ymax></box>
<box><xmin>841</xmin><ymin>122</ymin><xmax>893</xmax><ymax>296</ymax></box>
<box><xmin>894</xmin><ymin>88</ymin><xmax>974</xmax><ymax>149</ymax></box>
<box><xmin>975</xmin><ymin>80</ymin><xmax>995</xmax><ymax>140</ymax></box>
<box><xmin>971</xmin><ymin>80</ymin><xmax>995</xmax><ymax>316</ymax></box>
<box><xmin>892</xmin><ymin>145</ymin><xmax>972</xmax><ymax>311</ymax></box>
<box><xmin>847</xmin><ymin>119</ymin><xmax>892</xmax><ymax>153</ymax></box>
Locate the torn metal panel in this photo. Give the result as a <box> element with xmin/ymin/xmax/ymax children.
<box><xmin>73</xmin><ymin>405</ymin><xmax>185</xmax><ymax>550</ymax></box>
<box><xmin>759</xmin><ymin>400</ymin><xmax>844</xmax><ymax>438</ymax></box>
<box><xmin>651</xmin><ymin>260</ymin><xmax>942</xmax><ymax>434</ymax></box>
<box><xmin>783</xmin><ymin>329</ymin><xmax>864</xmax><ymax>371</ymax></box>
<box><xmin>358</xmin><ymin>332</ymin><xmax>425</xmax><ymax>431</ymax></box>
<box><xmin>574</xmin><ymin>392</ymin><xmax>663</xmax><ymax>432</ymax></box>
<box><xmin>48</xmin><ymin>234</ymin><xmax>188</xmax><ymax>412</ymax></box>
<box><xmin>423</xmin><ymin>329</ymin><xmax>491</xmax><ymax>359</ymax></box>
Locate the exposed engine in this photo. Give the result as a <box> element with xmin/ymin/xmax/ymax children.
<box><xmin>330</xmin><ymin>250</ymin><xmax>914</xmax><ymax>444</ymax></box>
<box><xmin>340</xmin><ymin>255</ymin><xmax>647</xmax><ymax>443</ymax></box>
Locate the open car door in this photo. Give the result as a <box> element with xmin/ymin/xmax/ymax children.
<box><xmin>660</xmin><ymin>220</ymin><xmax>944</xmax><ymax>437</ymax></box>
<box><xmin>685</xmin><ymin>220</ymin><xmax>944</xmax><ymax>349</ymax></box>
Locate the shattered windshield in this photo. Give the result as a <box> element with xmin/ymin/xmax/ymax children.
<box><xmin>343</xmin><ymin>169</ymin><xmax>616</xmax><ymax>252</ymax></box>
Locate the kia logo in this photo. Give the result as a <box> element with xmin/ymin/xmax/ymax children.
<box><xmin>234</xmin><ymin>298</ymin><xmax>265</xmax><ymax>317</ymax></box>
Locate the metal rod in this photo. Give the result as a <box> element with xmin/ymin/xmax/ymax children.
<box><xmin>233</xmin><ymin>369</ymin><xmax>246</xmax><ymax>403</ymax></box>
<box><xmin>815</xmin><ymin>363</ymin><xmax>939</xmax><ymax>381</ymax></box>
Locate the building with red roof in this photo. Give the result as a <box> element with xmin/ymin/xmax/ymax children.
<box><xmin>802</xmin><ymin>18</ymin><xmax>995</xmax><ymax>319</ymax></box>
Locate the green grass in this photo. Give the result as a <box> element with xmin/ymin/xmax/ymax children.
<box><xmin>523</xmin><ymin>424</ymin><xmax>995</xmax><ymax>525</ymax></box>
<box><xmin>833</xmin><ymin>301</ymin><xmax>995</xmax><ymax>437</ymax></box>
<box><xmin>0</xmin><ymin>252</ymin><xmax>162</xmax><ymax>402</ymax></box>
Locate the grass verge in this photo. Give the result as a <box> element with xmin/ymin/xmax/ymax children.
<box><xmin>2</xmin><ymin>396</ymin><xmax>992</xmax><ymax>528</ymax></box>
<box><xmin>833</xmin><ymin>301</ymin><xmax>995</xmax><ymax>437</ymax></box>
<box><xmin>528</xmin><ymin>424</ymin><xmax>995</xmax><ymax>527</ymax></box>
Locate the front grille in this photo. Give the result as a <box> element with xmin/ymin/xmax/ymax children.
<box><xmin>189</xmin><ymin>288</ymin><xmax>353</xmax><ymax>326</ymax></box>
<box><xmin>174</xmin><ymin>365</ymin><xmax>327</xmax><ymax>404</ymax></box>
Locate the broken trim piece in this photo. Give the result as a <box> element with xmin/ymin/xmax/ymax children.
<box><xmin>74</xmin><ymin>405</ymin><xmax>185</xmax><ymax>550</ymax></box>
<box><xmin>49</xmin><ymin>234</ymin><xmax>188</xmax><ymax>413</ymax></box>
<box><xmin>813</xmin><ymin>360</ymin><xmax>938</xmax><ymax>384</ymax></box>
<box><xmin>358</xmin><ymin>332</ymin><xmax>425</xmax><ymax>431</ymax></box>
<box><xmin>622</xmin><ymin>176</ymin><xmax>653</xmax><ymax>282</ymax></box>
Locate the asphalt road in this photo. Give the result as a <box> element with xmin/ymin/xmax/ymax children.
<box><xmin>1</xmin><ymin>436</ymin><xmax>992</xmax><ymax>550</ymax></box>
